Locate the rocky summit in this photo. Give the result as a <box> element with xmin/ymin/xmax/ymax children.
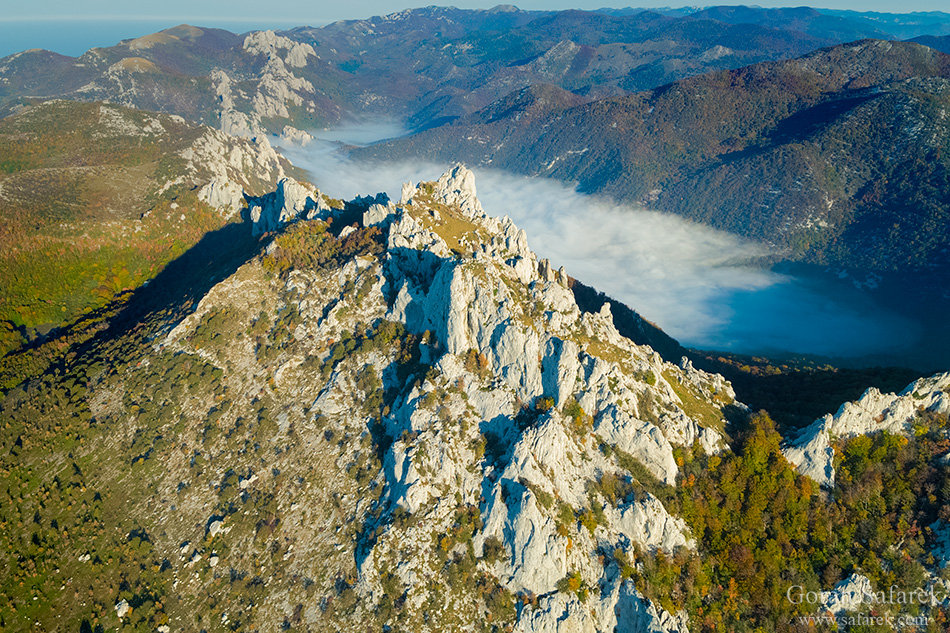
<box><xmin>174</xmin><ymin>164</ymin><xmax>729</xmax><ymax>630</ymax></box>
<box><xmin>0</xmin><ymin>163</ymin><xmax>736</xmax><ymax>632</ymax></box>
<box><xmin>784</xmin><ymin>373</ymin><xmax>950</xmax><ymax>488</ymax></box>
<box><xmin>2</xmin><ymin>163</ymin><xmax>949</xmax><ymax>633</ymax></box>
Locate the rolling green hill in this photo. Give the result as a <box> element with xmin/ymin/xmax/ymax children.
<box><xmin>0</xmin><ymin>100</ymin><xmax>293</xmax><ymax>361</ymax></box>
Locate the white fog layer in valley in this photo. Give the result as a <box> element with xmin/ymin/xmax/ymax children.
<box><xmin>276</xmin><ymin>125</ymin><xmax>918</xmax><ymax>358</ymax></box>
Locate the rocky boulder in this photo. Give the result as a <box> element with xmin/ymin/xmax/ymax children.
<box><xmin>246</xmin><ymin>177</ymin><xmax>330</xmax><ymax>235</ymax></box>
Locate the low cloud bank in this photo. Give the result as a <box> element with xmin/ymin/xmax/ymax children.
<box><xmin>277</xmin><ymin>126</ymin><xmax>916</xmax><ymax>358</ymax></box>
<box><xmin>475</xmin><ymin>172</ymin><xmax>915</xmax><ymax>357</ymax></box>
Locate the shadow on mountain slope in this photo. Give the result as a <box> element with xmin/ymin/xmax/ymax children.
<box><xmin>92</xmin><ymin>220</ymin><xmax>264</xmax><ymax>344</ymax></box>
<box><xmin>0</xmin><ymin>220</ymin><xmax>266</xmax><ymax>391</ymax></box>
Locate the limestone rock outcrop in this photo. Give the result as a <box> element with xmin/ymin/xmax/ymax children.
<box><xmin>246</xmin><ymin>178</ymin><xmax>330</xmax><ymax>235</ymax></box>
<box><xmin>162</xmin><ymin>164</ymin><xmax>741</xmax><ymax>632</ymax></box>
<box><xmin>821</xmin><ymin>574</ymin><xmax>873</xmax><ymax>614</ymax></box>
<box><xmin>177</xmin><ymin>124</ymin><xmax>288</xmax><ymax>216</ymax></box>
<box><xmin>785</xmin><ymin>373</ymin><xmax>950</xmax><ymax>487</ymax></box>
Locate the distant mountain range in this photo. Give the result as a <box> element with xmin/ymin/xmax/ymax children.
<box><xmin>355</xmin><ymin>39</ymin><xmax>950</xmax><ymax>275</ymax></box>
<box><xmin>4</xmin><ymin>6</ymin><xmax>943</xmax><ymax>138</ymax></box>
<box><xmin>688</xmin><ymin>5</ymin><xmax>893</xmax><ymax>41</ymax></box>
<box><xmin>2</xmin><ymin>5</ymin><xmax>950</xmax><ymax>360</ymax></box>
<box><xmin>819</xmin><ymin>8</ymin><xmax>950</xmax><ymax>38</ymax></box>
<box><xmin>597</xmin><ymin>6</ymin><xmax>950</xmax><ymax>39</ymax></box>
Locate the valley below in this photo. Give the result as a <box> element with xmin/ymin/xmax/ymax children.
<box><xmin>2</xmin><ymin>6</ymin><xmax>950</xmax><ymax>633</ymax></box>
<box><xmin>279</xmin><ymin>124</ymin><xmax>945</xmax><ymax>372</ymax></box>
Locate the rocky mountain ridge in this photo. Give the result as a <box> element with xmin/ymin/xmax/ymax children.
<box><xmin>688</xmin><ymin>5</ymin><xmax>893</xmax><ymax>42</ymax></box>
<box><xmin>2</xmin><ymin>162</ymin><xmax>949</xmax><ymax>632</ymax></box>
<box><xmin>1</xmin><ymin>164</ymin><xmax>737</xmax><ymax>632</ymax></box>
<box><xmin>785</xmin><ymin>372</ymin><xmax>950</xmax><ymax>487</ymax></box>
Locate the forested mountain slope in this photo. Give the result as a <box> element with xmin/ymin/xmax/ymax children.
<box><xmin>355</xmin><ymin>40</ymin><xmax>950</xmax><ymax>273</ymax></box>
<box><xmin>1</xmin><ymin>165</ymin><xmax>948</xmax><ymax>633</ymax></box>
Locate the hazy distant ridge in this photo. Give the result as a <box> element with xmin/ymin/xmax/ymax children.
<box><xmin>354</xmin><ymin>39</ymin><xmax>950</xmax><ymax>275</ymax></box>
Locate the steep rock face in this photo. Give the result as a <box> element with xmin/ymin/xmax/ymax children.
<box><xmin>211</xmin><ymin>69</ymin><xmax>254</xmax><ymax>137</ymax></box>
<box><xmin>612</xmin><ymin>582</ymin><xmax>691</xmax><ymax>633</ymax></box>
<box><xmin>241</xmin><ymin>32</ymin><xmax>317</xmax><ymax>132</ymax></box>
<box><xmin>243</xmin><ymin>31</ymin><xmax>317</xmax><ymax>69</ymax></box>
<box><xmin>434</xmin><ymin>163</ymin><xmax>486</xmax><ymax>219</ymax></box>
<box><xmin>604</xmin><ymin>494</ymin><xmax>694</xmax><ymax>552</ymax></box>
<box><xmin>784</xmin><ymin>373</ymin><xmax>950</xmax><ymax>486</ymax></box>
<box><xmin>511</xmin><ymin>577</ymin><xmax>690</xmax><ymax>633</ymax></box>
<box><xmin>280</xmin><ymin>125</ymin><xmax>315</xmax><ymax>145</ymax></box>
<box><xmin>246</xmin><ymin>178</ymin><xmax>329</xmax><ymax>235</ymax></box>
<box><xmin>152</xmin><ymin>164</ymin><xmax>734</xmax><ymax>632</ymax></box>
<box><xmin>178</xmin><ymin>127</ymin><xmax>289</xmax><ymax>216</ymax></box>
<box><xmin>381</xmin><ymin>167</ymin><xmax>730</xmax><ymax>629</ymax></box>
<box><xmin>595</xmin><ymin>405</ymin><xmax>679</xmax><ymax>484</ymax></box>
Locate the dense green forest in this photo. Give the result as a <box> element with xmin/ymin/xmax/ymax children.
<box><xmin>669</xmin><ymin>411</ymin><xmax>950</xmax><ymax>631</ymax></box>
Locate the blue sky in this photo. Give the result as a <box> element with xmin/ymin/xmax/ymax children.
<box><xmin>4</xmin><ymin>1</ymin><xmax>950</xmax><ymax>24</ymax></box>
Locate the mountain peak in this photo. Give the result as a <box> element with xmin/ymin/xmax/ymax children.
<box><xmin>162</xmin><ymin>24</ymin><xmax>205</xmax><ymax>40</ymax></box>
<box><xmin>151</xmin><ymin>164</ymin><xmax>732</xmax><ymax>629</ymax></box>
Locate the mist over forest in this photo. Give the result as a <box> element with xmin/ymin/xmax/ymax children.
<box><xmin>278</xmin><ymin>123</ymin><xmax>918</xmax><ymax>360</ymax></box>
<box><xmin>5</xmin><ymin>8</ymin><xmax>950</xmax><ymax>633</ymax></box>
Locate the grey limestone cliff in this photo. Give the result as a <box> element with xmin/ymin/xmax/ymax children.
<box><xmin>157</xmin><ymin>165</ymin><xmax>735</xmax><ymax>631</ymax></box>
